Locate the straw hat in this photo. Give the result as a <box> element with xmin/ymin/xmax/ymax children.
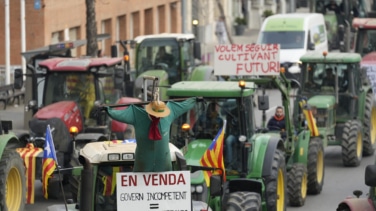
<box><xmin>145</xmin><ymin>100</ymin><xmax>170</xmax><ymax>118</ymax></box>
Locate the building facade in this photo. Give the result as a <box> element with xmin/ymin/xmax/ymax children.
<box><xmin>0</xmin><ymin>0</ymin><xmax>182</xmax><ymax>65</ymax></box>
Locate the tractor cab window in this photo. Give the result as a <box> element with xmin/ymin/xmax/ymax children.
<box><xmin>301</xmin><ymin>63</ymin><xmax>351</xmax><ymax>93</ymax></box>
<box><xmin>170</xmin><ymin>97</ymin><xmax>252</xmax><ymax>173</ymax></box>
<box><xmin>181</xmin><ymin>40</ymin><xmax>195</xmax><ymax>77</ymax></box>
<box><xmin>44</xmin><ymin>73</ymin><xmax>96</xmax><ymax>122</ymax></box>
<box><xmin>137</xmin><ymin>39</ymin><xmax>179</xmax><ymax>84</ymax></box>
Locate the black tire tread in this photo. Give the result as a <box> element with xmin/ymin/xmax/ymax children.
<box><xmin>341</xmin><ymin>120</ymin><xmax>362</xmax><ymax>167</ymax></box>
<box><xmin>226</xmin><ymin>192</ymin><xmax>262</xmax><ymax>211</ymax></box>
<box><xmin>0</xmin><ymin>150</ymin><xmax>26</xmax><ymax>211</ymax></box>
<box><xmin>307</xmin><ymin>137</ymin><xmax>325</xmax><ymax>194</ymax></box>
<box><xmin>362</xmin><ymin>93</ymin><xmax>375</xmax><ymax>156</ymax></box>
<box><xmin>288</xmin><ymin>163</ymin><xmax>307</xmax><ymax>207</ymax></box>
<box><xmin>264</xmin><ymin>149</ymin><xmax>287</xmax><ymax>211</ymax></box>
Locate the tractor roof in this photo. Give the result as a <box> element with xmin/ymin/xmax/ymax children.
<box><xmin>167</xmin><ymin>81</ymin><xmax>255</xmax><ymax>98</ymax></box>
<box><xmin>38</xmin><ymin>57</ymin><xmax>123</xmax><ymax>71</ymax></box>
<box><xmin>134</xmin><ymin>33</ymin><xmax>195</xmax><ymax>43</ymax></box>
<box><xmin>80</xmin><ymin>141</ymin><xmax>182</xmax><ymax>164</ymax></box>
<box><xmin>352</xmin><ymin>18</ymin><xmax>376</xmax><ymax>29</ymax></box>
<box><xmin>361</xmin><ymin>52</ymin><xmax>376</xmax><ymax>65</ymax></box>
<box><xmin>300</xmin><ymin>52</ymin><xmax>362</xmax><ymax>63</ymax></box>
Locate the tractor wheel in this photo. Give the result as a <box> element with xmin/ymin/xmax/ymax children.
<box><xmin>69</xmin><ymin>156</ymin><xmax>81</xmax><ymax>202</ymax></box>
<box><xmin>264</xmin><ymin>149</ymin><xmax>286</xmax><ymax>211</ymax></box>
<box><xmin>341</xmin><ymin>120</ymin><xmax>363</xmax><ymax>167</ymax></box>
<box><xmin>307</xmin><ymin>137</ymin><xmax>325</xmax><ymax>194</ymax></box>
<box><xmin>287</xmin><ymin>163</ymin><xmax>307</xmax><ymax>207</ymax></box>
<box><xmin>362</xmin><ymin>93</ymin><xmax>376</xmax><ymax>156</ymax></box>
<box><xmin>226</xmin><ymin>192</ymin><xmax>261</xmax><ymax>211</ymax></box>
<box><xmin>0</xmin><ymin>150</ymin><xmax>26</xmax><ymax>211</ymax></box>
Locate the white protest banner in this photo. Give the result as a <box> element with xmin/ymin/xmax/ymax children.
<box><xmin>116</xmin><ymin>171</ymin><xmax>191</xmax><ymax>211</ymax></box>
<box><xmin>214</xmin><ymin>44</ymin><xmax>280</xmax><ymax>76</ymax></box>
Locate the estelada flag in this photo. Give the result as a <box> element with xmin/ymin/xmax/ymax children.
<box><xmin>42</xmin><ymin>125</ymin><xmax>58</xmax><ymax>199</ymax></box>
<box><xmin>199</xmin><ymin>120</ymin><xmax>227</xmax><ymax>187</ymax></box>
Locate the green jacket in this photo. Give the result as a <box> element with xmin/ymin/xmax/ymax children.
<box><xmin>107</xmin><ymin>97</ymin><xmax>196</xmax><ymax>172</ymax></box>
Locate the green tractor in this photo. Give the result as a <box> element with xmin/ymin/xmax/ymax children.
<box><xmin>166</xmin><ymin>77</ymin><xmax>324</xmax><ymax>209</ymax></box>
<box><xmin>117</xmin><ymin>33</ymin><xmax>215</xmax><ymax>100</ymax></box>
<box><xmin>0</xmin><ymin>120</ymin><xmax>26</xmax><ymax>211</ymax></box>
<box><xmin>309</xmin><ymin>0</ymin><xmax>368</xmax><ymax>52</ymax></box>
<box><xmin>298</xmin><ymin>51</ymin><xmax>376</xmax><ymax>166</ymax></box>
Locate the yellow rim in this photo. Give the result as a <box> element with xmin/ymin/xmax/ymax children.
<box><xmin>316</xmin><ymin>149</ymin><xmax>324</xmax><ymax>184</ymax></box>
<box><xmin>6</xmin><ymin>166</ymin><xmax>22</xmax><ymax>210</ymax></box>
<box><xmin>357</xmin><ymin>132</ymin><xmax>363</xmax><ymax>158</ymax></box>
<box><xmin>277</xmin><ymin>168</ymin><xmax>285</xmax><ymax>211</ymax></box>
<box><xmin>370</xmin><ymin>107</ymin><xmax>376</xmax><ymax>145</ymax></box>
<box><xmin>301</xmin><ymin>170</ymin><xmax>307</xmax><ymax>199</ymax></box>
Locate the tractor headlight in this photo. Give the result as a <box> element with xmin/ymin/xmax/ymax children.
<box><xmin>195</xmin><ymin>185</ymin><xmax>204</xmax><ymax>193</ymax></box>
<box><xmin>108</xmin><ymin>153</ymin><xmax>120</xmax><ymax>161</ymax></box>
<box><xmin>191</xmin><ymin>186</ymin><xmax>195</xmax><ymax>193</ymax></box>
<box><xmin>122</xmin><ymin>153</ymin><xmax>134</xmax><ymax>160</ymax></box>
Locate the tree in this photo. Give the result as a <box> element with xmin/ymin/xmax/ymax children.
<box><xmin>86</xmin><ymin>0</ymin><xmax>98</xmax><ymax>56</ymax></box>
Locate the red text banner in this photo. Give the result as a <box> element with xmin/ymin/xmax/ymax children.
<box><xmin>214</xmin><ymin>44</ymin><xmax>280</xmax><ymax>76</ymax></box>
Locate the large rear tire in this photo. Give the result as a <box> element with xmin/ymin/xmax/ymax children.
<box><xmin>264</xmin><ymin>149</ymin><xmax>287</xmax><ymax>211</ymax></box>
<box><xmin>341</xmin><ymin>120</ymin><xmax>363</xmax><ymax>167</ymax></box>
<box><xmin>226</xmin><ymin>192</ymin><xmax>261</xmax><ymax>211</ymax></box>
<box><xmin>288</xmin><ymin>163</ymin><xmax>307</xmax><ymax>207</ymax></box>
<box><xmin>362</xmin><ymin>93</ymin><xmax>376</xmax><ymax>156</ymax></box>
<box><xmin>0</xmin><ymin>150</ymin><xmax>26</xmax><ymax>211</ymax></box>
<box><xmin>307</xmin><ymin>137</ymin><xmax>325</xmax><ymax>194</ymax></box>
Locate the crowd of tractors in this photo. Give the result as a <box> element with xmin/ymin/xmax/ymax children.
<box><xmin>2</xmin><ymin>3</ymin><xmax>376</xmax><ymax>210</ymax></box>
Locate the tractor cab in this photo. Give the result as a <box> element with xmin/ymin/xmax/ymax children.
<box><xmin>118</xmin><ymin>33</ymin><xmax>215</xmax><ymax>101</ymax></box>
<box><xmin>352</xmin><ymin>18</ymin><xmax>376</xmax><ymax>56</ymax></box>
<box><xmin>300</xmin><ymin>52</ymin><xmax>362</xmax><ymax>121</ymax></box>
<box><xmin>310</xmin><ymin>0</ymin><xmax>367</xmax><ymax>51</ymax></box>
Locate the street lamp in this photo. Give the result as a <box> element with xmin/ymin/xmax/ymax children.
<box><xmin>192</xmin><ymin>19</ymin><xmax>199</xmax><ymax>39</ymax></box>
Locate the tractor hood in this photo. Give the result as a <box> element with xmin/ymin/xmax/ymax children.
<box><xmin>34</xmin><ymin>101</ymin><xmax>79</xmax><ymax>119</ymax></box>
<box><xmin>80</xmin><ymin>141</ymin><xmax>182</xmax><ymax>164</ymax></box>
<box><xmin>184</xmin><ymin>139</ymin><xmax>212</xmax><ymax>185</ymax></box>
<box><xmin>307</xmin><ymin>95</ymin><xmax>336</xmax><ymax>108</ymax></box>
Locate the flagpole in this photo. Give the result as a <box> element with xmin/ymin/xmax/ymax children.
<box><xmin>56</xmin><ymin>164</ymin><xmax>68</xmax><ymax>211</ymax></box>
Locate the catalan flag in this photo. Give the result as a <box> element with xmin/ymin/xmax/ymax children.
<box><xmin>299</xmin><ymin>100</ymin><xmax>319</xmax><ymax>137</ymax></box>
<box><xmin>200</xmin><ymin>120</ymin><xmax>227</xmax><ymax>187</ymax></box>
<box><xmin>42</xmin><ymin>125</ymin><xmax>58</xmax><ymax>199</ymax></box>
<box><xmin>102</xmin><ymin>167</ymin><xmax>121</xmax><ymax>196</ymax></box>
<box><xmin>16</xmin><ymin>143</ymin><xmax>43</xmax><ymax>204</ymax></box>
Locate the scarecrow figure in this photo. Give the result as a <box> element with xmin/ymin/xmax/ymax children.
<box><xmin>103</xmin><ymin>93</ymin><xmax>197</xmax><ymax>172</ymax></box>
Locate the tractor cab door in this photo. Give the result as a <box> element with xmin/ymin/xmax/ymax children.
<box><xmin>336</xmin><ymin>64</ymin><xmax>359</xmax><ymax>119</ymax></box>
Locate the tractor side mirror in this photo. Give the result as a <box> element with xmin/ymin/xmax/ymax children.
<box><xmin>14</xmin><ymin>68</ymin><xmax>23</xmax><ymax>89</ymax></box>
<box><xmin>258</xmin><ymin>95</ymin><xmax>269</xmax><ymax>110</ymax></box>
<box><xmin>209</xmin><ymin>175</ymin><xmax>222</xmax><ymax>196</ymax></box>
<box><xmin>308</xmin><ymin>43</ymin><xmax>315</xmax><ymax>50</ymax></box>
<box><xmin>365</xmin><ymin>164</ymin><xmax>376</xmax><ymax>187</ymax></box>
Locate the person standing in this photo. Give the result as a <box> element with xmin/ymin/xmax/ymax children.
<box><xmin>215</xmin><ymin>16</ymin><xmax>228</xmax><ymax>44</ymax></box>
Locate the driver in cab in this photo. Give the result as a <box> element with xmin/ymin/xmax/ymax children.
<box><xmin>155</xmin><ymin>46</ymin><xmax>174</xmax><ymax>66</ymax></box>
<box><xmin>267</xmin><ymin>106</ymin><xmax>286</xmax><ymax>131</ymax></box>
